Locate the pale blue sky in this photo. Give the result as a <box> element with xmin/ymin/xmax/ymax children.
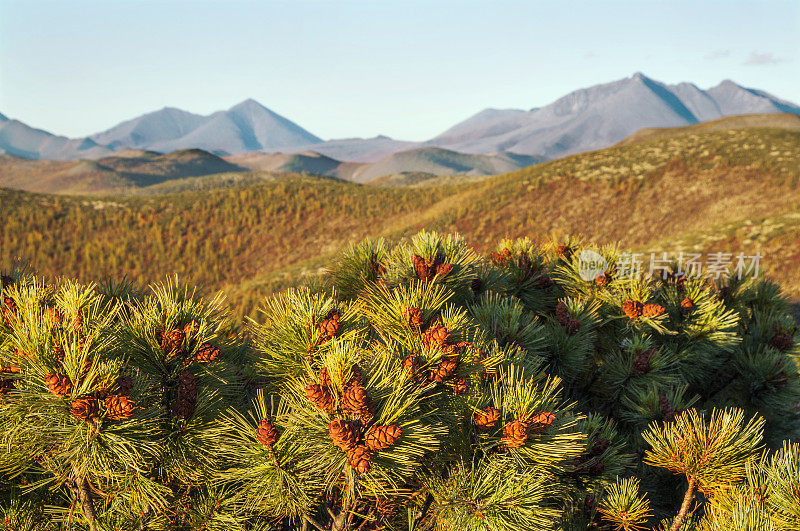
<box><xmin>0</xmin><ymin>0</ymin><xmax>797</xmax><ymax>140</ymax></box>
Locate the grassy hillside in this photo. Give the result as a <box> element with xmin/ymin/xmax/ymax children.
<box><xmin>0</xmin><ymin>149</ymin><xmax>245</xmax><ymax>194</ymax></box>
<box><xmin>2</xmin><ymin>120</ymin><xmax>800</xmax><ymax>321</ymax></box>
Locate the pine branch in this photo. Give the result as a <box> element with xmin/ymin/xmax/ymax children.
<box><xmin>670</xmin><ymin>476</ymin><xmax>696</xmax><ymax>531</ymax></box>
<box><xmin>73</xmin><ymin>466</ymin><xmax>98</xmax><ymax>531</ymax></box>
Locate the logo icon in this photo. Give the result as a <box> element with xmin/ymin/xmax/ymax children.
<box><xmin>577</xmin><ymin>250</ymin><xmax>608</xmax><ymax>281</ymax></box>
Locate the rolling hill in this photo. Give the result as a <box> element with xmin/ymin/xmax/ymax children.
<box><xmin>0</xmin><ymin>149</ymin><xmax>245</xmax><ymax>194</ymax></box>
<box><xmin>2</xmin><ymin>114</ymin><xmax>800</xmax><ymax>322</ymax></box>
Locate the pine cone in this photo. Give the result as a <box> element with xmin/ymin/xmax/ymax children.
<box><xmin>528</xmin><ymin>411</ymin><xmax>556</xmax><ymax>434</ymax></box>
<box><xmin>341</xmin><ymin>383</ymin><xmax>374</xmax><ymax>421</ymax></box>
<box><xmin>430</xmin><ymin>356</ymin><xmax>459</xmax><ymax>383</ymax></box>
<box><xmin>402</xmin><ymin>355</ymin><xmax>423</xmax><ymax>381</ymax></box>
<box><xmin>585</xmin><ymin>460</ymin><xmax>606</xmax><ymax>475</ymax></box>
<box><xmin>770</xmin><ymin>332</ymin><xmax>794</xmax><ymax>351</ymax></box>
<box><xmin>589</xmin><ymin>437</ymin><xmax>611</xmax><ymax>456</ymax></box>
<box><xmin>171</xmin><ymin>397</ymin><xmax>195</xmax><ymax>420</ymax></box>
<box><xmin>557</xmin><ymin>244</ymin><xmax>573</xmax><ymax>261</ymax></box>
<box><xmin>564</xmin><ymin>318</ymin><xmax>581</xmax><ymax>336</ymax></box>
<box><xmin>256</xmin><ymin>416</ymin><xmax>279</xmax><ymax>446</ymax></box>
<box><xmin>183</xmin><ymin>320</ymin><xmax>199</xmax><ymax>335</ymax></box>
<box><xmin>0</xmin><ymin>378</ymin><xmax>13</xmax><ymax>397</ymax></box>
<box><xmin>0</xmin><ymin>275</ymin><xmax>13</xmax><ymax>291</ymax></box>
<box><xmin>471</xmin><ymin>277</ymin><xmax>484</xmax><ymax>294</ymax></box>
<box><xmin>45</xmin><ymin>307</ymin><xmax>63</xmax><ymax>326</ymax></box>
<box><xmin>435</xmin><ymin>262</ymin><xmax>452</xmax><ymax>279</ymax></box>
<box><xmin>318</xmin><ymin>367</ymin><xmax>332</xmax><ymax>387</ymax></box>
<box><xmin>502</xmin><ymin>420</ymin><xmax>529</xmax><ymax>448</ymax></box>
<box><xmin>346</xmin><ymin>444</ymin><xmax>372</xmax><ymax>475</ymax></box>
<box><xmin>71</xmin><ymin>312</ymin><xmax>83</xmax><ymax>331</ymax></box>
<box><xmin>177</xmin><ymin>370</ymin><xmax>197</xmax><ymax>401</ymax></box>
<box><xmin>52</xmin><ymin>342</ymin><xmax>64</xmax><ymax>362</ymax></box>
<box><xmin>532</xmin><ymin>273</ymin><xmax>554</xmax><ymax>289</ymax></box>
<box><xmin>622</xmin><ymin>300</ymin><xmax>643</xmax><ymax>319</ymax></box>
<box><xmin>422</xmin><ymin>325</ymin><xmax>449</xmax><ymax>348</ymax></box>
<box><xmin>632</xmin><ymin>349</ymin><xmax>657</xmax><ymax>375</ymax></box>
<box><xmin>594</xmin><ymin>274</ymin><xmax>610</xmax><ymax>287</ymax></box>
<box><xmin>105</xmin><ymin>394</ymin><xmax>135</xmax><ymax>420</ymax></box>
<box><xmin>115</xmin><ymin>375</ymin><xmax>133</xmax><ymax>395</ymax></box>
<box><xmin>642</xmin><ymin>303</ymin><xmax>665</xmax><ymax>318</ymax></box>
<box><xmin>71</xmin><ymin>396</ymin><xmax>99</xmax><ymax>421</ymax></box>
<box><xmin>368</xmin><ymin>252</ymin><xmax>386</xmax><ymax>279</ymax></box>
<box><xmin>305</xmin><ymin>383</ymin><xmax>334</xmax><ymax>411</ymax></box>
<box><xmin>658</xmin><ymin>393</ymin><xmax>676</xmax><ymax>422</ymax></box>
<box><xmin>555</xmin><ymin>301</ymin><xmax>570</xmax><ymax>326</ymax></box>
<box><xmin>194</xmin><ymin>343</ymin><xmax>220</xmax><ymax>363</ymax></box>
<box><xmin>680</xmin><ymin>297</ymin><xmax>694</xmax><ymax>315</ymax></box>
<box><xmin>448</xmin><ymin>377</ymin><xmax>468</xmax><ymax>395</ymax></box>
<box><xmin>490</xmin><ymin>248</ymin><xmax>512</xmax><ymax>266</ymax></box>
<box><xmin>44</xmin><ymin>372</ymin><xmax>72</xmax><ymax>398</ymax></box>
<box><xmin>316</xmin><ymin>309</ymin><xmax>341</xmax><ymax>341</ymax></box>
<box><xmin>329</xmin><ymin>419</ymin><xmax>359</xmax><ymax>451</ymax></box>
<box><xmin>473</xmin><ymin>407</ymin><xmax>501</xmax><ymax>428</ymax></box>
<box><xmin>364</xmin><ymin>424</ymin><xmax>402</xmax><ymax>451</ymax></box>
<box><xmin>403</xmin><ymin>307</ymin><xmax>424</xmax><ymax>331</ymax></box>
<box><xmin>161</xmin><ymin>328</ymin><xmax>185</xmax><ymax>354</ymax></box>
<box><xmin>412</xmin><ymin>254</ymin><xmax>431</xmax><ymax>281</ymax></box>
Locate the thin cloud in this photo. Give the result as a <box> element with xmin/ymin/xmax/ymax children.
<box><xmin>583</xmin><ymin>51</ymin><xmax>596</xmax><ymax>59</ymax></box>
<box><xmin>705</xmin><ymin>49</ymin><xmax>730</xmax><ymax>60</ymax></box>
<box><xmin>744</xmin><ymin>51</ymin><xmax>783</xmax><ymax>65</ymax></box>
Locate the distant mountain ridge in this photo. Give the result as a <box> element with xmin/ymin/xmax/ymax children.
<box><xmin>1</xmin><ymin>73</ymin><xmax>798</xmax><ymax>162</ymax></box>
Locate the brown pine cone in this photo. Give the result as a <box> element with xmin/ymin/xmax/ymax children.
<box><xmin>412</xmin><ymin>254</ymin><xmax>432</xmax><ymax>281</ymax></box>
<box><xmin>555</xmin><ymin>301</ymin><xmax>570</xmax><ymax>326</ymax></box>
<box><xmin>256</xmin><ymin>416</ymin><xmax>279</xmax><ymax>446</ymax></box>
<box><xmin>368</xmin><ymin>252</ymin><xmax>386</xmax><ymax>279</ymax></box>
<box><xmin>161</xmin><ymin>328</ymin><xmax>185</xmax><ymax>354</ymax></box>
<box><xmin>316</xmin><ymin>309</ymin><xmax>341</xmax><ymax>341</ymax></box>
<box><xmin>528</xmin><ymin>411</ymin><xmax>556</xmax><ymax>434</ymax></box>
<box><xmin>105</xmin><ymin>394</ymin><xmax>135</xmax><ymax>420</ymax></box>
<box><xmin>471</xmin><ymin>277</ymin><xmax>484</xmax><ymax>294</ymax></box>
<box><xmin>622</xmin><ymin>300</ymin><xmax>643</xmax><ymax>319</ymax></box>
<box><xmin>564</xmin><ymin>318</ymin><xmax>581</xmax><ymax>336</ymax></box>
<box><xmin>115</xmin><ymin>375</ymin><xmax>133</xmax><ymax>395</ymax></box>
<box><xmin>318</xmin><ymin>367</ymin><xmax>332</xmax><ymax>387</ymax></box>
<box><xmin>52</xmin><ymin>342</ymin><xmax>64</xmax><ymax>362</ymax></box>
<box><xmin>557</xmin><ymin>244</ymin><xmax>573</xmax><ymax>261</ymax></box>
<box><xmin>422</xmin><ymin>325</ymin><xmax>450</xmax><ymax>348</ymax></box>
<box><xmin>45</xmin><ymin>307</ymin><xmax>63</xmax><ymax>326</ymax></box>
<box><xmin>305</xmin><ymin>383</ymin><xmax>334</xmax><ymax>411</ymax></box>
<box><xmin>2</xmin><ymin>296</ymin><xmax>17</xmax><ymax>327</ymax></box>
<box><xmin>346</xmin><ymin>444</ymin><xmax>372</xmax><ymax>475</ymax></box>
<box><xmin>770</xmin><ymin>332</ymin><xmax>794</xmax><ymax>352</ymax></box>
<box><xmin>364</xmin><ymin>424</ymin><xmax>402</xmax><ymax>451</ymax></box>
<box><xmin>435</xmin><ymin>262</ymin><xmax>452</xmax><ymax>279</ymax></box>
<box><xmin>532</xmin><ymin>273</ymin><xmax>555</xmax><ymax>289</ymax></box>
<box><xmin>341</xmin><ymin>383</ymin><xmax>374</xmax><ymax>420</ymax></box>
<box><xmin>403</xmin><ymin>307</ymin><xmax>424</xmax><ymax>331</ymax></box>
<box><xmin>194</xmin><ymin>343</ymin><xmax>221</xmax><ymax>363</ymax></box>
<box><xmin>0</xmin><ymin>275</ymin><xmax>13</xmax><ymax>291</ymax></box>
<box><xmin>71</xmin><ymin>312</ymin><xmax>83</xmax><ymax>331</ymax></box>
<box><xmin>448</xmin><ymin>377</ymin><xmax>468</xmax><ymax>395</ymax></box>
<box><xmin>585</xmin><ymin>460</ymin><xmax>606</xmax><ymax>475</ymax></box>
<box><xmin>490</xmin><ymin>249</ymin><xmax>512</xmax><ymax>266</ymax></box>
<box><xmin>0</xmin><ymin>378</ymin><xmax>13</xmax><ymax>397</ymax></box>
<box><xmin>502</xmin><ymin>420</ymin><xmax>529</xmax><ymax>448</ymax></box>
<box><xmin>402</xmin><ymin>355</ymin><xmax>423</xmax><ymax>381</ymax></box>
<box><xmin>658</xmin><ymin>393</ymin><xmax>676</xmax><ymax>422</ymax></box>
<box><xmin>177</xmin><ymin>370</ymin><xmax>197</xmax><ymax>401</ymax></box>
<box><xmin>589</xmin><ymin>437</ymin><xmax>611</xmax><ymax>456</ymax></box>
<box><xmin>171</xmin><ymin>397</ymin><xmax>195</xmax><ymax>420</ymax></box>
<box><xmin>429</xmin><ymin>356</ymin><xmax>459</xmax><ymax>383</ymax></box>
<box><xmin>594</xmin><ymin>274</ymin><xmax>610</xmax><ymax>287</ymax></box>
<box><xmin>642</xmin><ymin>303</ymin><xmax>665</xmax><ymax>318</ymax></box>
<box><xmin>71</xmin><ymin>396</ymin><xmax>99</xmax><ymax>421</ymax></box>
<box><xmin>680</xmin><ymin>297</ymin><xmax>694</xmax><ymax>315</ymax></box>
<box><xmin>632</xmin><ymin>349</ymin><xmax>657</xmax><ymax>375</ymax></box>
<box><xmin>44</xmin><ymin>372</ymin><xmax>72</xmax><ymax>398</ymax></box>
<box><xmin>329</xmin><ymin>419</ymin><xmax>359</xmax><ymax>451</ymax></box>
<box><xmin>183</xmin><ymin>320</ymin><xmax>199</xmax><ymax>335</ymax></box>
<box><xmin>473</xmin><ymin>407</ymin><xmax>501</xmax><ymax>428</ymax></box>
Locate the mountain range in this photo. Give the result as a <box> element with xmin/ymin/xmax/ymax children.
<box><xmin>1</xmin><ymin>73</ymin><xmax>798</xmax><ymax>164</ymax></box>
